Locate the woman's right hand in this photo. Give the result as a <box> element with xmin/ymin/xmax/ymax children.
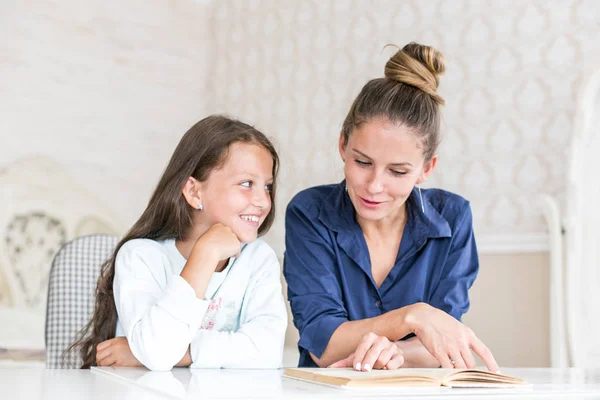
<box><xmin>193</xmin><ymin>223</ymin><xmax>242</xmax><ymax>262</ymax></box>
<box><xmin>407</xmin><ymin>303</ymin><xmax>499</xmax><ymax>372</ymax></box>
<box><xmin>328</xmin><ymin>332</ymin><xmax>405</xmax><ymax>371</ymax></box>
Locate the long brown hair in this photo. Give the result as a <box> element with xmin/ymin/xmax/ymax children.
<box><xmin>69</xmin><ymin>115</ymin><xmax>279</xmax><ymax>368</ymax></box>
<box><xmin>342</xmin><ymin>42</ymin><xmax>445</xmax><ymax>161</ymax></box>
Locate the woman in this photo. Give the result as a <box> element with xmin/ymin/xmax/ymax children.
<box><xmin>284</xmin><ymin>42</ymin><xmax>499</xmax><ymax>372</ymax></box>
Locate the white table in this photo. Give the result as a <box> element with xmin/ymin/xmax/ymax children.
<box><xmin>1</xmin><ymin>367</ymin><xmax>600</xmax><ymax>399</ymax></box>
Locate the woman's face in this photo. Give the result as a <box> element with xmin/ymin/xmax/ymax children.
<box><xmin>339</xmin><ymin>118</ymin><xmax>436</xmax><ymax>222</ymax></box>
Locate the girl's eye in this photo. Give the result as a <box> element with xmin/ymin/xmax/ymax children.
<box><xmin>240</xmin><ymin>181</ymin><xmax>252</xmax><ymax>188</ymax></box>
<box><xmin>265</xmin><ymin>184</ymin><xmax>273</xmax><ymax>192</ymax></box>
<box><xmin>355</xmin><ymin>159</ymin><xmax>371</xmax><ymax>166</ymax></box>
<box><xmin>391</xmin><ymin>170</ymin><xmax>407</xmax><ymax>176</ymax></box>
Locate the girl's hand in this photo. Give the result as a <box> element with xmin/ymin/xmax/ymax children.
<box><xmin>193</xmin><ymin>223</ymin><xmax>242</xmax><ymax>263</ymax></box>
<box><xmin>96</xmin><ymin>337</ymin><xmax>143</xmax><ymax>367</ymax></box>
<box><xmin>408</xmin><ymin>303</ymin><xmax>499</xmax><ymax>372</ymax></box>
<box><xmin>328</xmin><ymin>332</ymin><xmax>405</xmax><ymax>371</ymax></box>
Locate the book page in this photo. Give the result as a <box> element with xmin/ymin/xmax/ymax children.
<box><xmin>288</xmin><ymin>368</ymin><xmax>455</xmax><ymax>380</ymax></box>
<box><xmin>284</xmin><ymin>368</ymin><xmax>448</xmax><ymax>387</ymax></box>
<box><xmin>288</xmin><ymin>367</ymin><xmax>450</xmax><ymax>379</ymax></box>
<box><xmin>284</xmin><ymin>368</ymin><xmax>529</xmax><ymax>389</ymax></box>
<box><xmin>444</xmin><ymin>369</ymin><xmax>528</xmax><ymax>388</ymax></box>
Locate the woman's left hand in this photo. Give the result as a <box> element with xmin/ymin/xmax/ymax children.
<box><xmin>96</xmin><ymin>337</ymin><xmax>143</xmax><ymax>367</ymax></box>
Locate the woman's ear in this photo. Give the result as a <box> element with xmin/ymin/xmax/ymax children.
<box><xmin>417</xmin><ymin>156</ymin><xmax>438</xmax><ymax>184</ymax></box>
<box><xmin>181</xmin><ymin>177</ymin><xmax>203</xmax><ymax>210</ymax></box>
<box><xmin>338</xmin><ymin>131</ymin><xmax>347</xmax><ymax>162</ymax></box>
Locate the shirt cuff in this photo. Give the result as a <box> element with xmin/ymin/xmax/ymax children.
<box><xmin>298</xmin><ymin>316</ymin><xmax>347</xmax><ymax>360</ymax></box>
<box><xmin>156</xmin><ymin>275</ymin><xmax>209</xmax><ymax>329</ymax></box>
<box><xmin>189</xmin><ymin>330</ymin><xmax>225</xmax><ymax>368</ymax></box>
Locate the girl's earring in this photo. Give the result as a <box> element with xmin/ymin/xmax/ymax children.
<box><xmin>198</xmin><ymin>203</ymin><xmax>204</xmax><ymax>211</ymax></box>
<box><xmin>417</xmin><ymin>186</ymin><xmax>425</xmax><ymax>214</ymax></box>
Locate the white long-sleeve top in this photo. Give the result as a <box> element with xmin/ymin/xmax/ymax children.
<box><xmin>113</xmin><ymin>237</ymin><xmax>287</xmax><ymax>371</ymax></box>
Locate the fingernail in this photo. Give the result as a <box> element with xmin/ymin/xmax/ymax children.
<box><xmin>495</xmin><ymin>370</ymin><xmax>502</xmax><ymax>374</ymax></box>
<box><xmin>355</xmin><ymin>363</ymin><xmax>361</xmax><ymax>371</ymax></box>
<box><xmin>363</xmin><ymin>364</ymin><xmax>371</xmax><ymax>372</ymax></box>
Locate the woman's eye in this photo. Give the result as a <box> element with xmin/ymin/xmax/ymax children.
<box><xmin>240</xmin><ymin>181</ymin><xmax>252</xmax><ymax>188</ymax></box>
<box><xmin>355</xmin><ymin>159</ymin><xmax>371</xmax><ymax>166</ymax></box>
<box><xmin>391</xmin><ymin>170</ymin><xmax>407</xmax><ymax>176</ymax></box>
<box><xmin>265</xmin><ymin>184</ymin><xmax>273</xmax><ymax>192</ymax></box>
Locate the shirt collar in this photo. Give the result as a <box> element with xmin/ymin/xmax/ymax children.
<box><xmin>318</xmin><ymin>180</ymin><xmax>452</xmax><ymax>240</ymax></box>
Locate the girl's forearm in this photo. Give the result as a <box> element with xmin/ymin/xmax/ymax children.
<box><xmin>180</xmin><ymin>251</ymin><xmax>218</xmax><ymax>299</ymax></box>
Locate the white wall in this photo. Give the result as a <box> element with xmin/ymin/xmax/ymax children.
<box><xmin>0</xmin><ymin>0</ymin><xmax>211</xmax><ymax>226</ymax></box>
<box><xmin>5</xmin><ymin>0</ymin><xmax>598</xmax><ymax>254</ymax></box>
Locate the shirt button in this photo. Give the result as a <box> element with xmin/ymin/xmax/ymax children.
<box><xmin>375</xmin><ymin>300</ymin><xmax>382</xmax><ymax>308</ymax></box>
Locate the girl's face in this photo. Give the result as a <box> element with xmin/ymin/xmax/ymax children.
<box><xmin>339</xmin><ymin>118</ymin><xmax>436</xmax><ymax>223</ymax></box>
<box><xmin>198</xmin><ymin>142</ymin><xmax>273</xmax><ymax>243</ymax></box>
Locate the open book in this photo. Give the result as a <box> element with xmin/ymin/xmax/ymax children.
<box><xmin>284</xmin><ymin>368</ymin><xmax>529</xmax><ymax>389</ymax></box>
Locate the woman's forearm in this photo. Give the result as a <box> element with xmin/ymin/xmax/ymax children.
<box><xmin>310</xmin><ymin>306</ymin><xmax>416</xmax><ymax>367</ymax></box>
<box><xmin>395</xmin><ymin>336</ymin><xmax>440</xmax><ymax>368</ymax></box>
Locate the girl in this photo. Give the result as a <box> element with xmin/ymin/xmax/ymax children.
<box><xmin>72</xmin><ymin>115</ymin><xmax>287</xmax><ymax>371</ymax></box>
<box><xmin>284</xmin><ymin>43</ymin><xmax>499</xmax><ymax>372</ymax></box>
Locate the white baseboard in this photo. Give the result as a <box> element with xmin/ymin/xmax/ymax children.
<box><xmin>477</xmin><ymin>234</ymin><xmax>550</xmax><ymax>254</ymax></box>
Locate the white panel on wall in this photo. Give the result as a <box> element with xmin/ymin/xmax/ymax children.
<box><xmin>203</xmin><ymin>0</ymin><xmax>600</xmax><ymax>257</ymax></box>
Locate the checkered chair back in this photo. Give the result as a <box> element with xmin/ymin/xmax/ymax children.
<box><xmin>45</xmin><ymin>234</ymin><xmax>119</xmax><ymax>368</ymax></box>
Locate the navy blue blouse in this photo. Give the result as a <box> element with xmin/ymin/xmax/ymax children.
<box><xmin>283</xmin><ymin>181</ymin><xmax>479</xmax><ymax>367</ymax></box>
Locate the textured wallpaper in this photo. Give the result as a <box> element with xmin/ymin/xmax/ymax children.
<box><xmin>2</xmin><ymin>0</ymin><xmax>599</xmax><ymax>257</ymax></box>
<box><xmin>203</xmin><ymin>0</ymin><xmax>600</xmax><ymax>255</ymax></box>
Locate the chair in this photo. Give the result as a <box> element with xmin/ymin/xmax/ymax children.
<box><xmin>542</xmin><ymin>67</ymin><xmax>600</xmax><ymax>367</ymax></box>
<box><xmin>45</xmin><ymin>234</ymin><xmax>119</xmax><ymax>368</ymax></box>
<box><xmin>563</xmin><ymin>67</ymin><xmax>600</xmax><ymax>368</ymax></box>
<box><xmin>0</xmin><ymin>156</ymin><xmax>123</xmax><ymax>353</ymax></box>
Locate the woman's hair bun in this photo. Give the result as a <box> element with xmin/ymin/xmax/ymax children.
<box><xmin>384</xmin><ymin>42</ymin><xmax>445</xmax><ymax>105</ymax></box>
